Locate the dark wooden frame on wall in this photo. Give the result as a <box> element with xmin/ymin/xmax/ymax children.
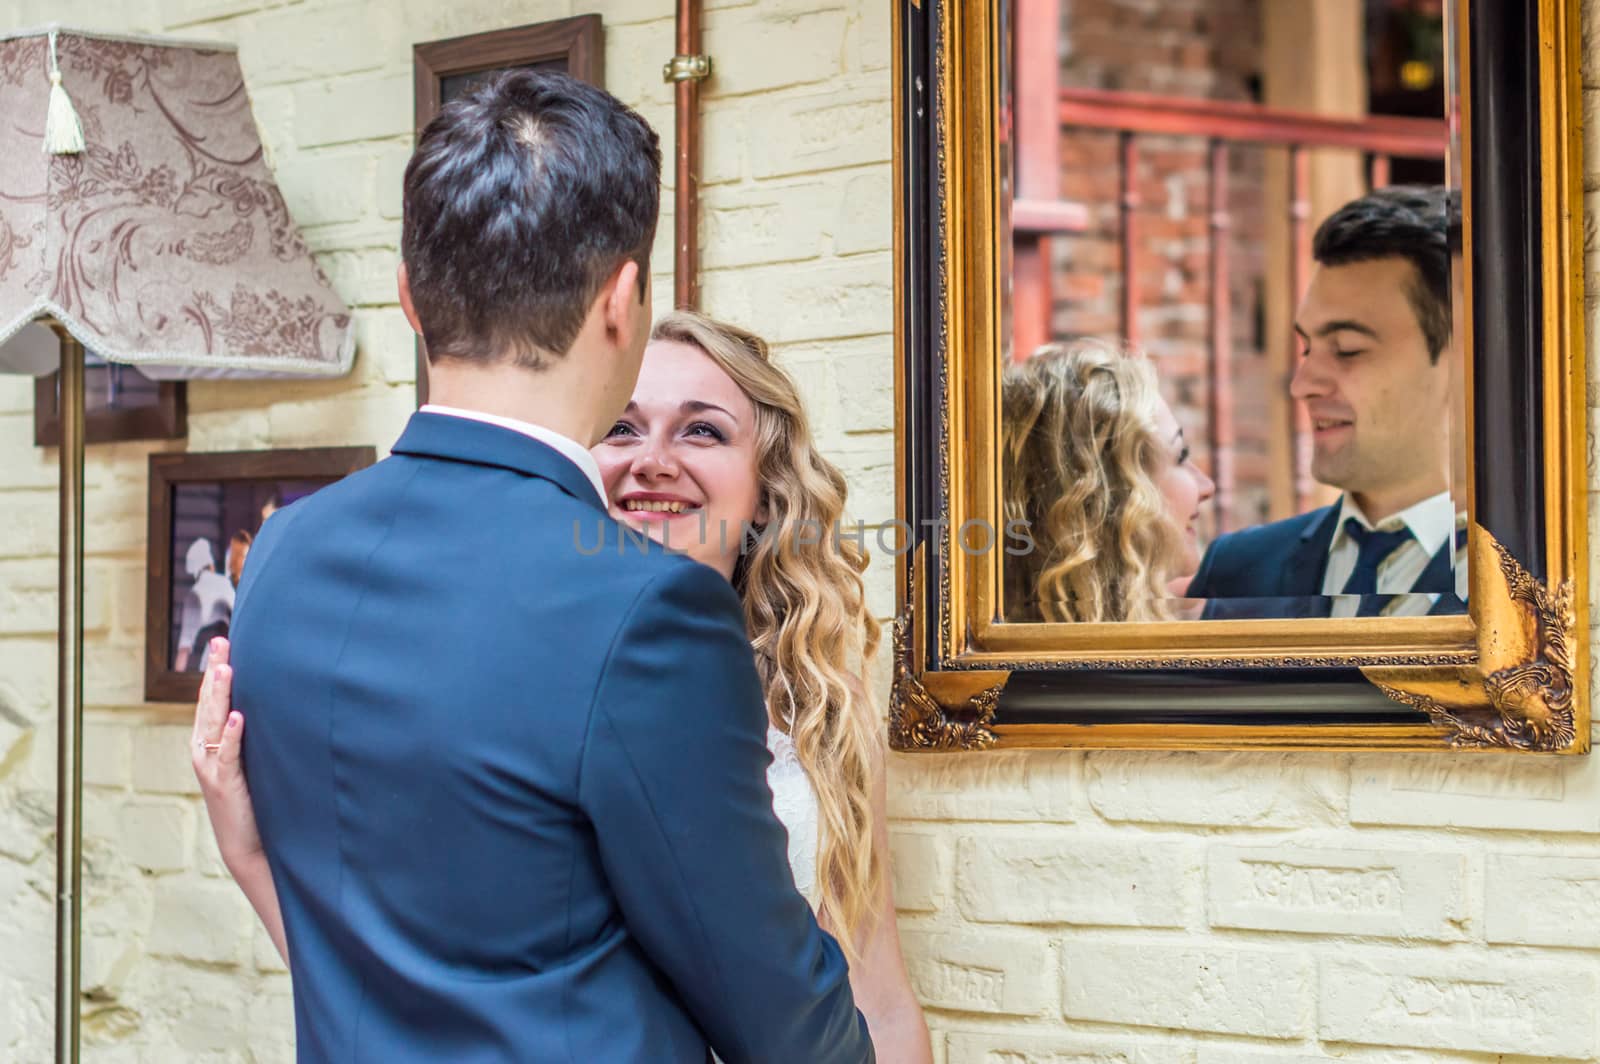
<box><xmin>411</xmin><ymin>15</ymin><xmax>605</xmax><ymax>405</ymax></box>
<box><xmin>144</xmin><ymin>446</ymin><xmax>376</xmax><ymax>704</ymax></box>
<box><xmin>891</xmin><ymin>0</ymin><xmax>1588</xmax><ymax>753</ymax></box>
<box><xmin>33</xmin><ymin>373</ymin><xmax>186</xmax><ymax>447</ymax></box>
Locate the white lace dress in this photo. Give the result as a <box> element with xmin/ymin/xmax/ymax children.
<box><xmin>764</xmin><ymin>724</ymin><xmax>821</xmax><ymax>911</ymax></box>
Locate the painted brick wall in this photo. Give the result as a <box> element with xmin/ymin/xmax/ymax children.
<box><xmin>0</xmin><ymin>0</ymin><xmax>1596</xmax><ymax>1061</ymax></box>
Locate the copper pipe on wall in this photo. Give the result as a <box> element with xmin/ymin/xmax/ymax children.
<box><xmin>668</xmin><ymin>0</ymin><xmax>708</xmax><ymax>310</ymax></box>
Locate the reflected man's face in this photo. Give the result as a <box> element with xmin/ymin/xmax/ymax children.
<box><xmin>1289</xmin><ymin>257</ymin><xmax>1451</xmax><ymax>519</ymax></box>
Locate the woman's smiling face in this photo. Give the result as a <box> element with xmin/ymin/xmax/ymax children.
<box><xmin>592</xmin><ymin>339</ymin><xmax>766</xmax><ymax>580</ymax></box>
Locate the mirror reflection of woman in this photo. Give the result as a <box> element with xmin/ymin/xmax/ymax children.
<box><xmin>1001</xmin><ymin>340</ymin><xmax>1215</xmax><ymax>622</ymax></box>
<box><xmin>192</xmin><ymin>311</ymin><xmax>932</xmax><ymax>1063</ymax></box>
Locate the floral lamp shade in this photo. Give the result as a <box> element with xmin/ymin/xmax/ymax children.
<box><xmin>0</xmin><ymin>27</ymin><xmax>354</xmax><ymax>380</ymax></box>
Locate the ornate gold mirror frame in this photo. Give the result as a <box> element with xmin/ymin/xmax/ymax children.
<box><xmin>890</xmin><ymin>0</ymin><xmax>1588</xmax><ymax>753</ymax></box>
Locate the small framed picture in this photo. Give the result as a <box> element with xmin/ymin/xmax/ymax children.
<box><xmin>34</xmin><ymin>353</ymin><xmax>186</xmax><ymax>447</ymax></box>
<box><xmin>144</xmin><ymin>447</ymin><xmax>376</xmax><ymax>703</ymax></box>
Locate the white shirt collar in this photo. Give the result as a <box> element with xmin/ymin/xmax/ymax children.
<box><xmin>1334</xmin><ymin>491</ymin><xmax>1456</xmax><ymax>558</ymax></box>
<box><xmin>419</xmin><ymin>404</ymin><xmax>607</xmax><ymax>504</ymax></box>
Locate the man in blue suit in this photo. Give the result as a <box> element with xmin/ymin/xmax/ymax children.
<box><xmin>225</xmin><ymin>72</ymin><xmax>872</xmax><ymax>1062</ymax></box>
<box><xmin>1188</xmin><ymin>186</ymin><xmax>1465</xmax><ymax>620</ymax></box>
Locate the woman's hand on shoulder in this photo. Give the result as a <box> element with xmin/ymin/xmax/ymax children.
<box><xmin>189</xmin><ymin>638</ymin><xmax>262</xmax><ymax>874</ymax></box>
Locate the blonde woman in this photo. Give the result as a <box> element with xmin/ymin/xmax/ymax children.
<box><xmin>1001</xmin><ymin>340</ymin><xmax>1215</xmax><ymax>622</ymax></box>
<box><xmin>192</xmin><ymin>312</ymin><xmax>931</xmax><ymax>1061</ymax></box>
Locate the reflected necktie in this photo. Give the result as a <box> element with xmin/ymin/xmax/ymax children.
<box><xmin>1340</xmin><ymin>518</ymin><xmax>1414</xmax><ymax>617</ymax></box>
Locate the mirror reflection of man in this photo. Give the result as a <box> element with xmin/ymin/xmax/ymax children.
<box><xmin>174</xmin><ymin>537</ymin><xmax>235</xmax><ymax>671</ymax></box>
<box><xmin>1187</xmin><ymin>185</ymin><xmax>1467</xmax><ymax>617</ymax></box>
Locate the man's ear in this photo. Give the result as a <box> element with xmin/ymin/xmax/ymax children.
<box><xmin>397</xmin><ymin>262</ymin><xmax>424</xmax><ymax>337</ymax></box>
<box><xmin>603</xmin><ymin>259</ymin><xmax>645</xmax><ymax>346</ymax></box>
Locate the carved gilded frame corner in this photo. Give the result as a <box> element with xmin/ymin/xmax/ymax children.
<box><xmin>890</xmin><ymin>0</ymin><xmax>1588</xmax><ymax>753</ymax></box>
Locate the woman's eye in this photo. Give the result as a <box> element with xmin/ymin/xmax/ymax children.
<box><xmin>1178</xmin><ymin>446</ymin><xmax>1192</xmax><ymax>465</ymax></box>
<box><xmin>1333</xmin><ymin>348</ymin><xmax>1364</xmax><ymax>360</ymax></box>
<box><xmin>604</xmin><ymin>421</ymin><xmax>637</xmax><ymax>439</ymax></box>
<box><xmin>685</xmin><ymin>422</ymin><xmax>726</xmax><ymax>442</ymax></box>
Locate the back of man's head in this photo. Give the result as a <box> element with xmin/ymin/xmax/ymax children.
<box><xmin>1312</xmin><ymin>184</ymin><xmax>1450</xmax><ymax>362</ymax></box>
<box><xmin>401</xmin><ymin>70</ymin><xmax>661</xmax><ymax>369</ymax></box>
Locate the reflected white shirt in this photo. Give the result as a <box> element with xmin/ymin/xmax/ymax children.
<box><xmin>1321</xmin><ymin>491</ymin><xmax>1468</xmax><ymax>618</ymax></box>
<box><xmin>419</xmin><ymin>404</ymin><xmax>607</xmax><ymax>503</ymax></box>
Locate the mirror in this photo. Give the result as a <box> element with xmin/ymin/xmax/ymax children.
<box><xmin>892</xmin><ymin>0</ymin><xmax>1586</xmax><ymax>752</ymax></box>
<box><xmin>996</xmin><ymin>0</ymin><xmax>1468</xmax><ymax>625</ymax></box>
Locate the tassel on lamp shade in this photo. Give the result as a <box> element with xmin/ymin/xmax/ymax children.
<box><xmin>44</xmin><ymin>30</ymin><xmax>84</xmax><ymax>155</ymax></box>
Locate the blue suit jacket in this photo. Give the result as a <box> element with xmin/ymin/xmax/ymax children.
<box><xmin>1186</xmin><ymin>502</ymin><xmax>1464</xmax><ymax>619</ymax></box>
<box><xmin>230</xmin><ymin>412</ymin><xmax>872</xmax><ymax>1063</ymax></box>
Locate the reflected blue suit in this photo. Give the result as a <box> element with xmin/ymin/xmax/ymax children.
<box><xmin>230</xmin><ymin>412</ymin><xmax>872</xmax><ymax>1063</ymax></box>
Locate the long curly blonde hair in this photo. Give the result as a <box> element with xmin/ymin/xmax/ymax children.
<box><xmin>650</xmin><ymin>311</ymin><xmax>884</xmax><ymax>958</ymax></box>
<box><xmin>1001</xmin><ymin>340</ymin><xmax>1184</xmax><ymax>623</ymax></box>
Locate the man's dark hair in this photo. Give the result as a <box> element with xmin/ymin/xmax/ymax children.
<box><xmin>1311</xmin><ymin>184</ymin><xmax>1451</xmax><ymax>363</ymax></box>
<box><xmin>401</xmin><ymin>70</ymin><xmax>661</xmax><ymax>368</ymax></box>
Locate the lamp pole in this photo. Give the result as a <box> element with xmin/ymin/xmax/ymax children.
<box><xmin>52</xmin><ymin>323</ymin><xmax>84</xmax><ymax>1064</ymax></box>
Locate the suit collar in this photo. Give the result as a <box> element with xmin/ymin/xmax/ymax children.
<box><xmin>1284</xmin><ymin>503</ymin><xmax>1342</xmax><ymax>596</ymax></box>
<box><xmin>391</xmin><ymin>411</ymin><xmax>607</xmax><ymax>511</ymax></box>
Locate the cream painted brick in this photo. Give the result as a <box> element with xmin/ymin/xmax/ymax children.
<box><xmin>1318</xmin><ymin>954</ymin><xmax>1599</xmax><ymax>1059</ymax></box>
<box><xmin>117</xmin><ymin>799</ymin><xmax>195</xmax><ymax>874</ymax></box>
<box><xmin>147</xmin><ymin>880</ymin><xmax>249</xmax><ymax>964</ymax></box>
<box><xmin>195</xmin><ymin>813</ymin><xmax>230</xmax><ymax>878</ymax></box>
<box><xmin>161</xmin><ymin>0</ymin><xmax>273</xmax><ymax>28</ymax></box>
<box><xmin>0</xmin><ymin>788</ymin><xmax>51</xmax><ymax>863</ymax></box>
<box><xmin>946</xmin><ymin>1030</ymin><xmax>1190</xmax><ymax>1064</ymax></box>
<box><xmin>889</xmin><ymin>829</ymin><xmax>950</xmax><ymax>913</ymax></box>
<box><xmin>184</xmin><ymin>407</ymin><xmax>272</xmax><ymax>452</ymax></box>
<box><xmin>704</xmin><ymin>8</ymin><xmax>849</xmax><ymax>97</ymax></box>
<box><xmin>84</xmin><ymin>643</ymin><xmax>151</xmax><ymax>708</ymax></box>
<box><xmin>0</xmin><ymin>491</ymin><xmax>55</xmax><ymax>560</ymax></box>
<box><xmin>834</xmin><ymin>171</ymin><xmax>893</xmax><ymax>255</ymax></box>
<box><xmin>852</xmin><ymin>3</ymin><xmax>891</xmax><ymax>73</ymax></box>
<box><xmin>238</xmin><ymin>3</ymin><xmax>391</xmax><ymax>86</ymax></box>
<box><xmin>246</xmin><ymin>975</ymin><xmax>297</xmax><ymax>1062</ymax></box>
<box><xmin>1349</xmin><ymin>753</ymin><xmax>1600</xmax><ymax>832</ymax></box>
<box><xmin>83</xmin><ymin>721</ymin><xmax>132</xmax><ymax>789</ymax></box>
<box><xmin>701</xmin><ymin>254</ymin><xmax>893</xmax><ymax>344</ymax></box>
<box><xmin>1088</xmin><ymin>752</ymin><xmax>1344</xmax><ymax>827</ymax></box>
<box><xmin>374</xmin><ymin>143</ymin><xmax>412</xmax><ymax>221</ymax></box>
<box><xmin>1207</xmin><ymin>844</ymin><xmax>1469</xmax><ymax>941</ymax></box>
<box><xmin>294</xmin><ymin>74</ymin><xmax>412</xmax><ymax>148</ymax></box>
<box><xmin>701</xmin><ymin>101</ymin><xmax>748</xmax><ymax>185</ymax></box>
<box><xmin>888</xmin><ymin>750</ymin><xmax>1076</xmax><ymax>822</ymax></box>
<box><xmin>0</xmin><ymin>560</ymin><xmax>112</xmax><ymax>635</ymax></box>
<box><xmin>901</xmin><ymin>928</ymin><xmax>1055</xmax><ymax>1016</ymax></box>
<box><xmin>861</xmin><ymin>548</ymin><xmax>896</xmax><ymax>622</ymax></box>
<box><xmin>1194</xmin><ymin>1050</ymin><xmax>1486</xmax><ymax>1064</ymax></box>
<box><xmin>319</xmin><ymin>246</ymin><xmax>402</xmax><ymax>307</ymax></box>
<box><xmin>747</xmin><ymin>80</ymin><xmax>891</xmax><ymax>180</ymax></box>
<box><xmin>276</xmin><ymin>149</ymin><xmax>374</xmax><ymax>229</ymax></box>
<box><xmin>267</xmin><ymin>392</ymin><xmax>410</xmax><ymax>450</ymax></box>
<box><xmin>131</xmin><ymin>725</ymin><xmax>202</xmax><ymax>796</ymax></box>
<box><xmin>1062</xmin><ymin>940</ymin><xmax>1311</xmax><ymax>1039</ymax></box>
<box><xmin>253</xmin><ymin>922</ymin><xmax>289</xmax><ymax>973</ymax></box>
<box><xmin>354</xmin><ymin>308</ymin><xmax>419</xmax><ymax>387</ymax></box>
<box><xmin>0</xmin><ymin>373</ymin><xmax>35</xmax><ymax>414</ymax></box>
<box><xmin>957</xmin><ymin>836</ymin><xmax>1198</xmax><ymax>928</ymax></box>
<box><xmin>604</xmin><ymin>18</ymin><xmax>677</xmax><ymax>110</ymax></box>
<box><xmin>0</xmin><ymin>414</ymin><xmax>75</xmax><ymax>491</ymax></box>
<box><xmin>160</xmin><ymin>963</ymin><xmax>256</xmax><ymax>1053</ymax></box>
<box><xmin>1486</xmin><ymin>853</ymin><xmax>1600</xmax><ymax>947</ymax></box>
<box><xmin>771</xmin><ymin>336</ymin><xmax>891</xmax><ymax>426</ymax></box>
<box><xmin>699</xmin><ymin>182</ymin><xmax>829</xmax><ymax>270</ymax></box>
<box><xmin>0</xmin><ymin>640</ymin><xmax>54</xmax><ymax>721</ymax></box>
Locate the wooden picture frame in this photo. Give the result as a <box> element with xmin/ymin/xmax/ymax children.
<box><xmin>144</xmin><ymin>447</ymin><xmax>376</xmax><ymax>704</ymax></box>
<box><xmin>891</xmin><ymin>1</ymin><xmax>1588</xmax><ymax>752</ymax></box>
<box><xmin>33</xmin><ymin>364</ymin><xmax>185</xmax><ymax>447</ymax></box>
<box><xmin>411</xmin><ymin>14</ymin><xmax>605</xmax><ymax>405</ymax></box>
